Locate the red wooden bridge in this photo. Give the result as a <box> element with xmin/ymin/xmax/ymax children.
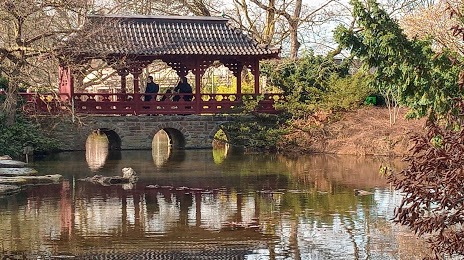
<box><xmin>18</xmin><ymin>15</ymin><xmax>282</xmax><ymax>116</ymax></box>
<box><xmin>19</xmin><ymin>92</ymin><xmax>284</xmax><ymax>115</ymax></box>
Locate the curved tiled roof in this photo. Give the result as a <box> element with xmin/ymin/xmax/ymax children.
<box><xmin>66</xmin><ymin>15</ymin><xmax>280</xmax><ymax>59</ymax></box>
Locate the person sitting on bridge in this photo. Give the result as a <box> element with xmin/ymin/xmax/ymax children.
<box><xmin>173</xmin><ymin>76</ymin><xmax>193</xmax><ymax>102</ymax></box>
<box><xmin>144</xmin><ymin>76</ymin><xmax>159</xmax><ymax>102</ymax></box>
<box><xmin>160</xmin><ymin>88</ymin><xmax>173</xmax><ymax>102</ymax></box>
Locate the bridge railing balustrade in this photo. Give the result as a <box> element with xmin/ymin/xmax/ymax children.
<box><xmin>17</xmin><ymin>92</ymin><xmax>284</xmax><ymax>115</ymax></box>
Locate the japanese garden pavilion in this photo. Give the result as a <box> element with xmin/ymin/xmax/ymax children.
<box><xmin>56</xmin><ymin>14</ymin><xmax>281</xmax><ymax>115</ymax></box>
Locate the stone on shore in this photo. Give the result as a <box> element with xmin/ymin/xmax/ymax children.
<box><xmin>0</xmin><ymin>159</ymin><xmax>27</xmax><ymax>168</ymax></box>
<box><xmin>0</xmin><ymin>174</ymin><xmax>63</xmax><ymax>186</ymax></box>
<box><xmin>0</xmin><ymin>167</ymin><xmax>38</xmax><ymax>177</ymax></box>
<box><xmin>0</xmin><ymin>184</ymin><xmax>22</xmax><ymax>196</ymax></box>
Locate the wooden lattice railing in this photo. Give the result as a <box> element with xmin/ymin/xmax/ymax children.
<box><xmin>17</xmin><ymin>93</ymin><xmax>284</xmax><ymax>115</ymax></box>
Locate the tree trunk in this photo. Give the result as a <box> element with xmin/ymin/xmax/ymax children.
<box><xmin>2</xmin><ymin>89</ymin><xmax>18</xmax><ymax>126</ymax></box>
<box><xmin>289</xmin><ymin>0</ymin><xmax>302</xmax><ymax>59</ymax></box>
<box><xmin>263</xmin><ymin>0</ymin><xmax>276</xmax><ymax>44</ymax></box>
<box><xmin>1</xmin><ymin>65</ymin><xmax>22</xmax><ymax>126</ymax></box>
<box><xmin>289</xmin><ymin>21</ymin><xmax>301</xmax><ymax>59</ymax></box>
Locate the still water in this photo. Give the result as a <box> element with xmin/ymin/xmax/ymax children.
<box><xmin>0</xmin><ymin>136</ymin><xmax>429</xmax><ymax>259</ymax></box>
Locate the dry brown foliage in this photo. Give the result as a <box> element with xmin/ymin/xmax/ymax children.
<box><xmin>387</xmin><ymin>121</ymin><xmax>464</xmax><ymax>259</ymax></box>
<box><xmin>278</xmin><ymin>107</ymin><xmax>425</xmax><ymax>156</ymax></box>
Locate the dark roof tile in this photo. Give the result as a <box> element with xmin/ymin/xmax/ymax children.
<box><xmin>65</xmin><ymin>15</ymin><xmax>279</xmax><ymax>59</ymax></box>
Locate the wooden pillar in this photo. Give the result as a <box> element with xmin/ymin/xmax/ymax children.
<box><xmin>129</xmin><ymin>66</ymin><xmax>142</xmax><ymax>115</ymax></box>
<box><xmin>253</xmin><ymin>60</ymin><xmax>260</xmax><ymax>95</ymax></box>
<box><xmin>194</xmin><ymin>61</ymin><xmax>201</xmax><ymax>114</ymax></box>
<box><xmin>118</xmin><ymin>69</ymin><xmax>129</xmax><ymax>94</ymax></box>
<box><xmin>130</xmin><ymin>67</ymin><xmax>142</xmax><ymax>99</ymax></box>
<box><xmin>236</xmin><ymin>63</ymin><xmax>242</xmax><ymax>101</ymax></box>
<box><xmin>117</xmin><ymin>69</ymin><xmax>129</xmax><ymax>101</ymax></box>
<box><xmin>132</xmin><ymin>70</ymin><xmax>141</xmax><ymax>94</ymax></box>
<box><xmin>58</xmin><ymin>65</ymin><xmax>73</xmax><ymax>101</ymax></box>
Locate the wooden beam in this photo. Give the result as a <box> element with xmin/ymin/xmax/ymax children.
<box><xmin>253</xmin><ymin>60</ymin><xmax>260</xmax><ymax>95</ymax></box>
<box><xmin>236</xmin><ymin>64</ymin><xmax>242</xmax><ymax>100</ymax></box>
<box><xmin>118</xmin><ymin>69</ymin><xmax>129</xmax><ymax>95</ymax></box>
<box><xmin>195</xmin><ymin>60</ymin><xmax>201</xmax><ymax>114</ymax></box>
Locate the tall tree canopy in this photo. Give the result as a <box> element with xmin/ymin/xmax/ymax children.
<box><xmin>336</xmin><ymin>1</ymin><xmax>464</xmax><ymax>258</ymax></box>
<box><xmin>334</xmin><ymin>0</ymin><xmax>462</xmax><ymax>121</ymax></box>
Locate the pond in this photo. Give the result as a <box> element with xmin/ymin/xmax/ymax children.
<box><xmin>0</xmin><ymin>135</ymin><xmax>430</xmax><ymax>259</ymax></box>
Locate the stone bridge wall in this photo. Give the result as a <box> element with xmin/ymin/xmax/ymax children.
<box><xmin>38</xmin><ymin>115</ymin><xmax>233</xmax><ymax>151</ymax></box>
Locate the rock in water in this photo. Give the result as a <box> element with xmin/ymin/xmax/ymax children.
<box><xmin>79</xmin><ymin>167</ymin><xmax>138</xmax><ymax>188</ymax></box>
<box><xmin>0</xmin><ymin>160</ymin><xmax>27</xmax><ymax>168</ymax></box>
<box><xmin>0</xmin><ymin>167</ymin><xmax>38</xmax><ymax>177</ymax></box>
<box><xmin>0</xmin><ymin>174</ymin><xmax>62</xmax><ymax>185</ymax></box>
<box><xmin>354</xmin><ymin>189</ymin><xmax>374</xmax><ymax>196</ymax></box>
<box><xmin>122</xmin><ymin>167</ymin><xmax>138</xmax><ymax>183</ymax></box>
<box><xmin>0</xmin><ymin>184</ymin><xmax>22</xmax><ymax>196</ymax></box>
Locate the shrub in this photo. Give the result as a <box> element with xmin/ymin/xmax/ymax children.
<box><xmin>221</xmin><ymin>113</ymin><xmax>290</xmax><ymax>152</ymax></box>
<box><xmin>322</xmin><ymin>71</ymin><xmax>376</xmax><ymax>111</ymax></box>
<box><xmin>0</xmin><ymin>112</ymin><xmax>60</xmax><ymax>158</ymax></box>
<box><xmin>386</xmin><ymin>122</ymin><xmax>464</xmax><ymax>259</ymax></box>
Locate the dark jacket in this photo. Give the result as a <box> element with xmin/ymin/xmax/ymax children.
<box><xmin>174</xmin><ymin>82</ymin><xmax>193</xmax><ymax>101</ymax></box>
<box><xmin>144</xmin><ymin>82</ymin><xmax>159</xmax><ymax>101</ymax></box>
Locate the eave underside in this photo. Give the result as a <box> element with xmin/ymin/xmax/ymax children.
<box><xmin>66</xmin><ymin>53</ymin><xmax>279</xmax><ymax>65</ymax></box>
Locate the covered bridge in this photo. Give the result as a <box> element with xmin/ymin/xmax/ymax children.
<box><xmin>51</xmin><ymin>14</ymin><xmax>281</xmax><ymax>115</ymax></box>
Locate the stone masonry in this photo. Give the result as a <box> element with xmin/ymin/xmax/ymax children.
<box><xmin>38</xmin><ymin>115</ymin><xmax>232</xmax><ymax>151</ymax></box>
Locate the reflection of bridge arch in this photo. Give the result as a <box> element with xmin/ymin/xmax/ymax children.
<box><xmin>151</xmin><ymin>122</ymin><xmax>188</xmax><ymax>149</ymax></box>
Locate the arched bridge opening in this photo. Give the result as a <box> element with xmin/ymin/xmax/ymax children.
<box><xmin>40</xmin><ymin>115</ymin><xmax>236</xmax><ymax>151</ymax></box>
<box><xmin>99</xmin><ymin>128</ymin><xmax>122</xmax><ymax>150</ymax></box>
<box><xmin>159</xmin><ymin>128</ymin><xmax>186</xmax><ymax>149</ymax></box>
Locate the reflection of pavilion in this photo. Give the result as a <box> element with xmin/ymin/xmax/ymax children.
<box><xmin>78</xmin><ymin>244</ymin><xmax>264</xmax><ymax>259</ymax></box>
<box><xmin>60</xmin><ymin>182</ymin><xmax>272</xmax><ymax>257</ymax></box>
<box><xmin>0</xmin><ymin>153</ymin><xmax>429</xmax><ymax>258</ymax></box>
<box><xmin>72</xmin><ymin>184</ymin><xmax>262</xmax><ymax>234</ymax></box>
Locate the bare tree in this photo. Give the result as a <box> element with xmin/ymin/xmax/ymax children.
<box><xmin>109</xmin><ymin>0</ymin><xmax>350</xmax><ymax>58</ymax></box>
<box><xmin>229</xmin><ymin>0</ymin><xmax>342</xmax><ymax>58</ymax></box>
<box><xmin>111</xmin><ymin>0</ymin><xmax>219</xmax><ymax>16</ymax></box>
<box><xmin>0</xmin><ymin>0</ymin><xmax>94</xmax><ymax>125</ymax></box>
<box><xmin>379</xmin><ymin>0</ymin><xmax>437</xmax><ymax>16</ymax></box>
<box><xmin>400</xmin><ymin>0</ymin><xmax>464</xmax><ymax>55</ymax></box>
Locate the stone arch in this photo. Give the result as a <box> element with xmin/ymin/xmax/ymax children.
<box><xmin>151</xmin><ymin>122</ymin><xmax>190</xmax><ymax>149</ymax></box>
<box><xmin>208</xmin><ymin>122</ymin><xmax>230</xmax><ymax>145</ymax></box>
<box><xmin>85</xmin><ymin>125</ymin><xmax>123</xmax><ymax>151</ymax></box>
<box><xmin>99</xmin><ymin>128</ymin><xmax>122</xmax><ymax>150</ymax></box>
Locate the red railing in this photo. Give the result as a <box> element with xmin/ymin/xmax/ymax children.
<box><xmin>18</xmin><ymin>92</ymin><xmax>284</xmax><ymax>115</ymax></box>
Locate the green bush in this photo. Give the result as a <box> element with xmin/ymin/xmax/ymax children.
<box><xmin>321</xmin><ymin>71</ymin><xmax>376</xmax><ymax>111</ymax></box>
<box><xmin>262</xmin><ymin>54</ymin><xmax>374</xmax><ymax>118</ymax></box>
<box><xmin>223</xmin><ymin>54</ymin><xmax>375</xmax><ymax>151</ymax></box>
<box><xmin>261</xmin><ymin>52</ymin><xmax>350</xmax><ymax>103</ymax></box>
<box><xmin>0</xmin><ymin>76</ymin><xmax>7</xmax><ymax>104</ymax></box>
<box><xmin>0</xmin><ymin>113</ymin><xmax>60</xmax><ymax>158</ymax></box>
<box><xmin>221</xmin><ymin>113</ymin><xmax>290</xmax><ymax>152</ymax></box>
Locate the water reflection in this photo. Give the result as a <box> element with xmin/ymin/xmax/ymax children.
<box><xmin>151</xmin><ymin>130</ymin><xmax>171</xmax><ymax>167</ymax></box>
<box><xmin>85</xmin><ymin>131</ymin><xmax>109</xmax><ymax>172</ymax></box>
<box><xmin>212</xmin><ymin>141</ymin><xmax>229</xmax><ymax>165</ymax></box>
<box><xmin>0</xmin><ymin>151</ymin><xmax>431</xmax><ymax>259</ymax></box>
